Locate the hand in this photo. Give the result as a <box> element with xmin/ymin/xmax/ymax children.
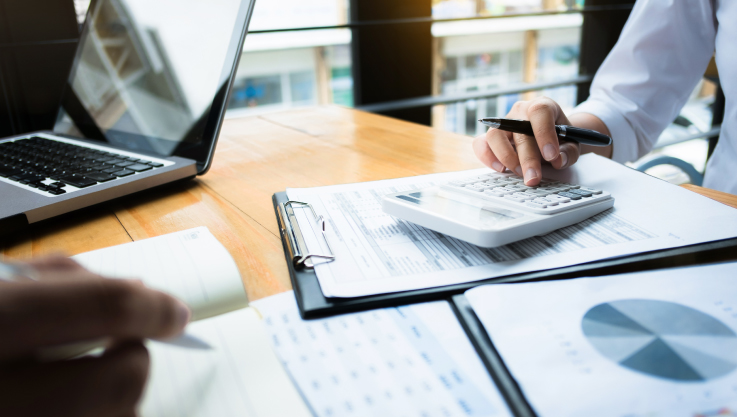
<box><xmin>0</xmin><ymin>255</ymin><xmax>191</xmax><ymax>417</ymax></box>
<box><xmin>473</xmin><ymin>97</ymin><xmax>580</xmax><ymax>186</ymax></box>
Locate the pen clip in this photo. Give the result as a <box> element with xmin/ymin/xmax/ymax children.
<box><xmin>278</xmin><ymin>200</ymin><xmax>336</xmax><ymax>269</ymax></box>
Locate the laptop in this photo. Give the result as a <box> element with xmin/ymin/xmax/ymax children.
<box><xmin>0</xmin><ymin>0</ymin><xmax>256</xmax><ymax>236</ymax></box>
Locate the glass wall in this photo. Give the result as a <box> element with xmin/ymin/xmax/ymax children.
<box><xmin>431</xmin><ymin>12</ymin><xmax>582</xmax><ymax>136</ymax></box>
<box><xmin>225</xmin><ymin>0</ymin><xmax>353</xmax><ymax>117</ymax></box>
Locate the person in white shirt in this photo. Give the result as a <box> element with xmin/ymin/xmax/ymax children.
<box><xmin>473</xmin><ymin>0</ymin><xmax>735</xmax><ymax>194</ymax></box>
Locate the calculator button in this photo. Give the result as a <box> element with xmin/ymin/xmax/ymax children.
<box><xmin>569</xmin><ymin>189</ymin><xmax>594</xmax><ymax>197</ymax></box>
<box><xmin>534</xmin><ymin>197</ymin><xmax>558</xmax><ymax>206</ymax></box>
<box><xmin>485</xmin><ymin>188</ymin><xmax>513</xmax><ymax>197</ymax></box>
<box><xmin>546</xmin><ymin>195</ymin><xmax>571</xmax><ymax>204</ymax></box>
<box><xmin>580</xmin><ymin>187</ymin><xmax>602</xmax><ymax>195</ymax></box>
<box><xmin>465</xmin><ymin>184</ymin><xmax>485</xmax><ymax>192</ymax></box>
<box><xmin>526</xmin><ymin>200</ymin><xmax>547</xmax><ymax>209</ymax></box>
<box><xmin>562</xmin><ymin>183</ymin><xmax>580</xmax><ymax>189</ymax></box>
<box><xmin>558</xmin><ymin>191</ymin><xmax>583</xmax><ymax>200</ymax></box>
<box><xmin>505</xmin><ymin>185</ymin><xmax>527</xmax><ymax>191</ymax></box>
<box><xmin>505</xmin><ymin>194</ymin><xmax>529</xmax><ymax>203</ymax></box>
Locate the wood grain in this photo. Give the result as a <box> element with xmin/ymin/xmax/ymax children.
<box><xmin>3</xmin><ymin>106</ymin><xmax>736</xmax><ymax>301</ymax></box>
<box><xmin>681</xmin><ymin>184</ymin><xmax>737</xmax><ymax>209</ymax></box>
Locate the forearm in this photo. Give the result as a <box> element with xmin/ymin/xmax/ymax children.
<box><xmin>569</xmin><ymin>112</ymin><xmax>613</xmax><ymax>159</ymax></box>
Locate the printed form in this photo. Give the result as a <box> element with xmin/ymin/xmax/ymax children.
<box><xmin>287</xmin><ymin>155</ymin><xmax>737</xmax><ymax>297</ymax></box>
<box><xmin>252</xmin><ymin>292</ymin><xmax>512</xmax><ymax>417</ymax></box>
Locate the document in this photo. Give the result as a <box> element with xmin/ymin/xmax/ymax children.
<box><xmin>466</xmin><ymin>262</ymin><xmax>737</xmax><ymax>417</ymax></box>
<box><xmin>140</xmin><ymin>307</ymin><xmax>312</xmax><ymax>417</ymax></box>
<box><xmin>252</xmin><ymin>292</ymin><xmax>513</xmax><ymax>417</ymax></box>
<box><xmin>73</xmin><ymin>227</ymin><xmax>248</xmax><ymax>320</ymax></box>
<box><xmin>286</xmin><ymin>154</ymin><xmax>737</xmax><ymax>297</ymax></box>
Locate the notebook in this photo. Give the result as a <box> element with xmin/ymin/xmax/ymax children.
<box><xmin>73</xmin><ymin>227</ymin><xmax>312</xmax><ymax>417</ymax></box>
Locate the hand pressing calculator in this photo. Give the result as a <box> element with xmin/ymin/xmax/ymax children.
<box><xmin>382</xmin><ymin>172</ymin><xmax>614</xmax><ymax>248</ymax></box>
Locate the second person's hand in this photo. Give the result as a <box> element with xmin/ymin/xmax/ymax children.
<box><xmin>472</xmin><ymin>97</ymin><xmax>580</xmax><ymax>186</ymax></box>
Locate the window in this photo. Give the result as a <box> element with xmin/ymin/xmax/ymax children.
<box><xmin>225</xmin><ymin>0</ymin><xmax>353</xmax><ymax>117</ymax></box>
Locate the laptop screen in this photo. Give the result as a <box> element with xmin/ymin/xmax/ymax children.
<box><xmin>53</xmin><ymin>0</ymin><xmax>254</xmax><ymax>173</ymax></box>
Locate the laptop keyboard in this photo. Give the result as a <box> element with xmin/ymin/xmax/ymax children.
<box><xmin>0</xmin><ymin>137</ymin><xmax>166</xmax><ymax>196</ymax></box>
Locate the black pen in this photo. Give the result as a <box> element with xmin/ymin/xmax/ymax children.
<box><xmin>479</xmin><ymin>117</ymin><xmax>612</xmax><ymax>147</ymax></box>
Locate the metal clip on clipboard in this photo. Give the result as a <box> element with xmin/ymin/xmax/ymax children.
<box><xmin>277</xmin><ymin>200</ymin><xmax>336</xmax><ymax>269</ymax></box>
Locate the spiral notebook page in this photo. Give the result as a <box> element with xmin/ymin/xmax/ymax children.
<box><xmin>73</xmin><ymin>227</ymin><xmax>248</xmax><ymax>320</ymax></box>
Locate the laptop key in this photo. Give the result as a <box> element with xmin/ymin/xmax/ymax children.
<box><xmin>59</xmin><ymin>176</ymin><xmax>98</xmax><ymax>188</ymax></box>
<box><xmin>113</xmin><ymin>169</ymin><xmax>135</xmax><ymax>177</ymax></box>
<box><xmin>125</xmin><ymin>164</ymin><xmax>153</xmax><ymax>172</ymax></box>
<box><xmin>84</xmin><ymin>172</ymin><xmax>117</xmax><ymax>182</ymax></box>
<box><xmin>148</xmin><ymin>162</ymin><xmax>164</xmax><ymax>168</ymax></box>
<box><xmin>0</xmin><ymin>166</ymin><xmax>23</xmax><ymax>177</ymax></box>
<box><xmin>113</xmin><ymin>161</ymin><xmax>135</xmax><ymax>168</ymax></box>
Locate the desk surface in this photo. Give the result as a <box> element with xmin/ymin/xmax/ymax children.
<box><xmin>2</xmin><ymin>106</ymin><xmax>736</xmax><ymax>301</ymax></box>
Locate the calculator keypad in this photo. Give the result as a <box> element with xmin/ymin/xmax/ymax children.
<box><xmin>441</xmin><ymin>172</ymin><xmax>609</xmax><ymax>214</ymax></box>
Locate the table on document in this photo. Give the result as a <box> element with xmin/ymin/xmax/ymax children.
<box><xmin>253</xmin><ymin>292</ymin><xmax>512</xmax><ymax>417</ymax></box>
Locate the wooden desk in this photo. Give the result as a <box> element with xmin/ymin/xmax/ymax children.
<box><xmin>2</xmin><ymin>106</ymin><xmax>736</xmax><ymax>301</ymax></box>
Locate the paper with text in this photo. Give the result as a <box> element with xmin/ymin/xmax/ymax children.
<box><xmin>73</xmin><ymin>227</ymin><xmax>247</xmax><ymax>320</ymax></box>
<box><xmin>253</xmin><ymin>292</ymin><xmax>512</xmax><ymax>417</ymax></box>
<box><xmin>287</xmin><ymin>154</ymin><xmax>737</xmax><ymax>297</ymax></box>
<box><xmin>466</xmin><ymin>262</ymin><xmax>737</xmax><ymax>417</ymax></box>
<box><xmin>140</xmin><ymin>307</ymin><xmax>312</xmax><ymax>417</ymax></box>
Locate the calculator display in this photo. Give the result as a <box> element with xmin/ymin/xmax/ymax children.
<box><xmin>393</xmin><ymin>188</ymin><xmax>527</xmax><ymax>229</ymax></box>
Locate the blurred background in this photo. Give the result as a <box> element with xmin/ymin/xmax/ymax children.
<box><xmin>1</xmin><ymin>0</ymin><xmax>723</xmax><ymax>186</ymax></box>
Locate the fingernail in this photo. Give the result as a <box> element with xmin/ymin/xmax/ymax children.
<box><xmin>176</xmin><ymin>301</ymin><xmax>191</xmax><ymax>328</ymax></box>
<box><xmin>491</xmin><ymin>161</ymin><xmax>504</xmax><ymax>172</ymax></box>
<box><xmin>525</xmin><ymin>168</ymin><xmax>539</xmax><ymax>183</ymax></box>
<box><xmin>543</xmin><ymin>144</ymin><xmax>557</xmax><ymax>161</ymax></box>
<box><xmin>559</xmin><ymin>152</ymin><xmax>568</xmax><ymax>168</ymax></box>
<box><xmin>514</xmin><ymin>166</ymin><xmax>523</xmax><ymax>176</ymax></box>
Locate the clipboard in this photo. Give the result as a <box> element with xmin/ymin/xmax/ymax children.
<box><xmin>450</xmin><ymin>294</ymin><xmax>537</xmax><ymax>417</ymax></box>
<box><xmin>273</xmin><ymin>191</ymin><xmax>737</xmax><ymax>319</ymax></box>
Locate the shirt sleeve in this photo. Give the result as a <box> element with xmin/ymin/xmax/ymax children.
<box><xmin>572</xmin><ymin>0</ymin><xmax>717</xmax><ymax>164</ymax></box>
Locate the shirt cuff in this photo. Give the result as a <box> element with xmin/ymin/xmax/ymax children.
<box><xmin>571</xmin><ymin>99</ymin><xmax>639</xmax><ymax>164</ymax></box>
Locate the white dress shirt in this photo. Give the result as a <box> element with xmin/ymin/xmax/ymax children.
<box><xmin>573</xmin><ymin>0</ymin><xmax>736</xmax><ymax>194</ymax></box>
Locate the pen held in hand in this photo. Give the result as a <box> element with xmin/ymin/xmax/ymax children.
<box><xmin>479</xmin><ymin>117</ymin><xmax>612</xmax><ymax>147</ymax></box>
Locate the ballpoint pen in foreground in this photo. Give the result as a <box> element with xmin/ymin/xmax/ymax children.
<box><xmin>0</xmin><ymin>261</ymin><xmax>212</xmax><ymax>360</ymax></box>
<box><xmin>479</xmin><ymin>117</ymin><xmax>612</xmax><ymax>147</ymax></box>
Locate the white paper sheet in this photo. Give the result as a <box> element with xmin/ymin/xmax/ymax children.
<box><xmin>466</xmin><ymin>262</ymin><xmax>737</xmax><ymax>417</ymax></box>
<box><xmin>139</xmin><ymin>307</ymin><xmax>312</xmax><ymax>417</ymax></box>
<box><xmin>72</xmin><ymin>227</ymin><xmax>248</xmax><ymax>320</ymax></box>
<box><xmin>286</xmin><ymin>154</ymin><xmax>737</xmax><ymax>297</ymax></box>
<box><xmin>252</xmin><ymin>292</ymin><xmax>512</xmax><ymax>417</ymax></box>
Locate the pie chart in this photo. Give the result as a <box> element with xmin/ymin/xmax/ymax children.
<box><xmin>582</xmin><ymin>299</ymin><xmax>737</xmax><ymax>381</ymax></box>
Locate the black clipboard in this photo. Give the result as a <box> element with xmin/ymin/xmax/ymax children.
<box><xmin>273</xmin><ymin>191</ymin><xmax>737</xmax><ymax>319</ymax></box>
<box><xmin>450</xmin><ymin>294</ymin><xmax>537</xmax><ymax>417</ymax></box>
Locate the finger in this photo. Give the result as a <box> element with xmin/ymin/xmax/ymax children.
<box><xmin>473</xmin><ymin>134</ymin><xmax>505</xmax><ymax>172</ymax></box>
<box><xmin>0</xmin><ymin>342</ymin><xmax>149</xmax><ymax>417</ymax></box>
<box><xmin>512</xmin><ymin>132</ymin><xmax>543</xmax><ymax>185</ymax></box>
<box><xmin>527</xmin><ymin>98</ymin><xmax>562</xmax><ymax>162</ymax></box>
<box><xmin>19</xmin><ymin>254</ymin><xmax>75</xmax><ymax>270</ymax></box>
<box><xmin>15</xmin><ymin>256</ymin><xmax>99</xmax><ymax>283</ymax></box>
<box><xmin>550</xmin><ymin>141</ymin><xmax>580</xmax><ymax>169</ymax></box>
<box><xmin>0</xmin><ymin>279</ymin><xmax>190</xmax><ymax>360</ymax></box>
<box><xmin>487</xmin><ymin>128</ymin><xmax>522</xmax><ymax>176</ymax></box>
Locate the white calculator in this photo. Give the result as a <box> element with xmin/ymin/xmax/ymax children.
<box><xmin>381</xmin><ymin>172</ymin><xmax>614</xmax><ymax>248</ymax></box>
